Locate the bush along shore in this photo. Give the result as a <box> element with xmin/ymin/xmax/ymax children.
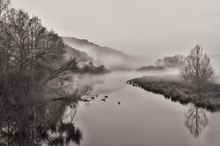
<box><xmin>127</xmin><ymin>76</ymin><xmax>220</xmax><ymax>112</ymax></box>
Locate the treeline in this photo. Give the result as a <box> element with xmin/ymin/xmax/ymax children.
<box><xmin>80</xmin><ymin>61</ymin><xmax>107</xmax><ymax>73</ymax></box>
<box><xmin>136</xmin><ymin>54</ymin><xmax>184</xmax><ymax>71</ymax></box>
<box><xmin>155</xmin><ymin>54</ymin><xmax>185</xmax><ymax>68</ymax></box>
<box><xmin>136</xmin><ymin>65</ymin><xmax>165</xmax><ymax>71</ymax></box>
<box><xmin>50</xmin><ymin>58</ymin><xmax>108</xmax><ymax>79</ymax></box>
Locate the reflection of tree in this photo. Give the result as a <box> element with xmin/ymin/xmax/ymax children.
<box><xmin>0</xmin><ymin>75</ymin><xmax>87</xmax><ymax>146</ymax></box>
<box><xmin>184</xmin><ymin>105</ymin><xmax>209</xmax><ymax>137</ymax></box>
<box><xmin>48</xmin><ymin>122</ymin><xmax>82</xmax><ymax>146</ymax></box>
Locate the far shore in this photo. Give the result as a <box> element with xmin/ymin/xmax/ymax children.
<box><xmin>127</xmin><ymin>75</ymin><xmax>220</xmax><ymax>112</ymax></box>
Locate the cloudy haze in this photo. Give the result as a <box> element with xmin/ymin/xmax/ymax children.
<box><xmin>13</xmin><ymin>0</ymin><xmax>220</xmax><ymax>58</ymax></box>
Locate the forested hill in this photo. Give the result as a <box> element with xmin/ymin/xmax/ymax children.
<box><xmin>63</xmin><ymin>37</ymin><xmax>139</xmax><ymax>70</ymax></box>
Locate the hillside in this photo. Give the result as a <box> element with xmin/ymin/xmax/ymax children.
<box><xmin>63</xmin><ymin>45</ymin><xmax>93</xmax><ymax>62</ymax></box>
<box><xmin>63</xmin><ymin>37</ymin><xmax>138</xmax><ymax>70</ymax></box>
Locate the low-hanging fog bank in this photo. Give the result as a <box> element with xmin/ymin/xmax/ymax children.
<box><xmin>62</xmin><ymin>37</ymin><xmax>150</xmax><ymax>70</ymax></box>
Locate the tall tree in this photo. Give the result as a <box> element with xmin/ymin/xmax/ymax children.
<box><xmin>0</xmin><ymin>8</ymin><xmax>65</xmax><ymax>74</ymax></box>
<box><xmin>180</xmin><ymin>45</ymin><xmax>215</xmax><ymax>89</ymax></box>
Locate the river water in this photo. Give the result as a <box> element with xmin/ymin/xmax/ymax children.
<box><xmin>69</xmin><ymin>70</ymin><xmax>220</xmax><ymax>146</ymax></box>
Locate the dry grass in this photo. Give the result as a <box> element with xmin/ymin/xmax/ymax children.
<box><xmin>128</xmin><ymin>76</ymin><xmax>220</xmax><ymax>112</ymax></box>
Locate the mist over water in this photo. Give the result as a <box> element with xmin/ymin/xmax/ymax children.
<box><xmin>64</xmin><ymin>70</ymin><xmax>220</xmax><ymax>146</ymax></box>
<box><xmin>1</xmin><ymin>1</ymin><xmax>220</xmax><ymax>146</ymax></box>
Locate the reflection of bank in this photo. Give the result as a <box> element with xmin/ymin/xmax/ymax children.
<box><xmin>0</xmin><ymin>96</ymin><xmax>83</xmax><ymax>146</ymax></box>
<box><xmin>0</xmin><ymin>76</ymin><xmax>85</xmax><ymax>146</ymax></box>
<box><xmin>184</xmin><ymin>105</ymin><xmax>209</xmax><ymax>137</ymax></box>
<box><xmin>46</xmin><ymin>102</ymin><xmax>82</xmax><ymax>146</ymax></box>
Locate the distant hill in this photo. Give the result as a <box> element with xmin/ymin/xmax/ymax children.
<box><xmin>63</xmin><ymin>45</ymin><xmax>93</xmax><ymax>62</ymax></box>
<box><xmin>62</xmin><ymin>37</ymin><xmax>138</xmax><ymax>70</ymax></box>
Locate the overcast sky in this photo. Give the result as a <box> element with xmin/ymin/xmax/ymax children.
<box><xmin>13</xmin><ymin>0</ymin><xmax>220</xmax><ymax>57</ymax></box>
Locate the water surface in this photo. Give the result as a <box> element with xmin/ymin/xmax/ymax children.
<box><xmin>71</xmin><ymin>71</ymin><xmax>220</xmax><ymax>146</ymax></box>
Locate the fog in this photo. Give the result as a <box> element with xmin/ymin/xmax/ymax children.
<box><xmin>12</xmin><ymin>0</ymin><xmax>220</xmax><ymax>57</ymax></box>
<box><xmin>12</xmin><ymin>0</ymin><xmax>220</xmax><ymax>74</ymax></box>
<box><xmin>1</xmin><ymin>1</ymin><xmax>220</xmax><ymax>146</ymax></box>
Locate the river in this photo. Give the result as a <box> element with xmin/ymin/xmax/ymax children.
<box><xmin>68</xmin><ymin>70</ymin><xmax>220</xmax><ymax>146</ymax></box>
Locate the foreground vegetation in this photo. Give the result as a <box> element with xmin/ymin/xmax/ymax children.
<box><xmin>0</xmin><ymin>1</ymin><xmax>96</xmax><ymax>145</ymax></box>
<box><xmin>0</xmin><ymin>73</ymin><xmax>86</xmax><ymax>145</ymax></box>
<box><xmin>128</xmin><ymin>76</ymin><xmax>220</xmax><ymax>112</ymax></box>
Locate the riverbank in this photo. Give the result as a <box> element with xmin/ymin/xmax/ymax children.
<box><xmin>128</xmin><ymin>76</ymin><xmax>220</xmax><ymax>112</ymax></box>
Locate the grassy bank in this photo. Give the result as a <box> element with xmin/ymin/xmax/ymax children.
<box><xmin>127</xmin><ymin>76</ymin><xmax>220</xmax><ymax>112</ymax></box>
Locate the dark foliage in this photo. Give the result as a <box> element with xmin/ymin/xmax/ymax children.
<box><xmin>0</xmin><ymin>1</ymin><xmax>88</xmax><ymax>145</ymax></box>
<box><xmin>136</xmin><ymin>65</ymin><xmax>165</xmax><ymax>71</ymax></box>
<box><xmin>0</xmin><ymin>74</ymin><xmax>84</xmax><ymax>146</ymax></box>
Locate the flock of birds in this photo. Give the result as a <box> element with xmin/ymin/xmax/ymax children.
<box><xmin>90</xmin><ymin>95</ymin><xmax>121</xmax><ymax>105</ymax></box>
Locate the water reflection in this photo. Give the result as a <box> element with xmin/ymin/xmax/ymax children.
<box><xmin>1</xmin><ymin>71</ymin><xmax>219</xmax><ymax>146</ymax></box>
<box><xmin>0</xmin><ymin>75</ymin><xmax>89</xmax><ymax>146</ymax></box>
<box><xmin>184</xmin><ymin>105</ymin><xmax>209</xmax><ymax>137</ymax></box>
<box><xmin>183</xmin><ymin>93</ymin><xmax>211</xmax><ymax>137</ymax></box>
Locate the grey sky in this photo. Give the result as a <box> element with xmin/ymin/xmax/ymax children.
<box><xmin>13</xmin><ymin>0</ymin><xmax>220</xmax><ymax>57</ymax></box>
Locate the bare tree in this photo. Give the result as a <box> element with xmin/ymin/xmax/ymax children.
<box><xmin>180</xmin><ymin>65</ymin><xmax>190</xmax><ymax>82</ymax></box>
<box><xmin>0</xmin><ymin>7</ymin><xmax>65</xmax><ymax>74</ymax></box>
<box><xmin>180</xmin><ymin>45</ymin><xmax>215</xmax><ymax>89</ymax></box>
<box><xmin>4</xmin><ymin>9</ymin><xmax>49</xmax><ymax>73</ymax></box>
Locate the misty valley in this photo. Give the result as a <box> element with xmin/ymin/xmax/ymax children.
<box><xmin>1</xmin><ymin>0</ymin><xmax>220</xmax><ymax>146</ymax></box>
